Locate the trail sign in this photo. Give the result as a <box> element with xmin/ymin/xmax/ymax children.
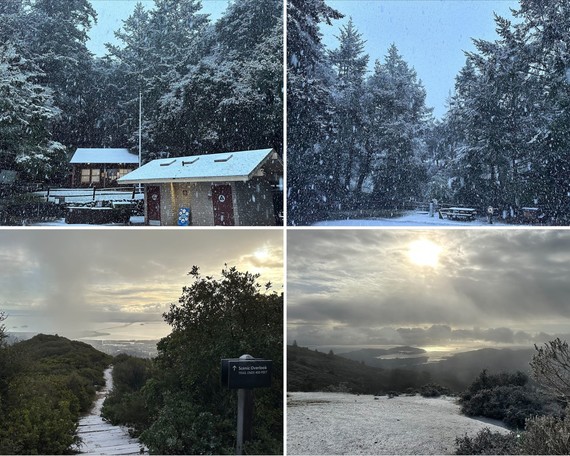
<box><xmin>221</xmin><ymin>357</ymin><xmax>272</xmax><ymax>389</ymax></box>
<box><xmin>221</xmin><ymin>355</ymin><xmax>274</xmax><ymax>455</ymax></box>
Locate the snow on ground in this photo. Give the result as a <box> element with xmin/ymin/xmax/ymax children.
<box><xmin>74</xmin><ymin>367</ymin><xmax>147</xmax><ymax>455</ymax></box>
<box><xmin>32</xmin><ymin>215</ymin><xmax>145</xmax><ymax>227</ymax></box>
<box><xmin>314</xmin><ymin>211</ymin><xmax>507</xmax><ymax>226</ymax></box>
<box><xmin>287</xmin><ymin>392</ymin><xmax>510</xmax><ymax>455</ymax></box>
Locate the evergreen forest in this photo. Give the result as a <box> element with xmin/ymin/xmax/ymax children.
<box><xmin>288</xmin><ymin>0</ymin><xmax>570</xmax><ymax>225</ymax></box>
<box><xmin>0</xmin><ymin>0</ymin><xmax>282</xmax><ymax>185</ymax></box>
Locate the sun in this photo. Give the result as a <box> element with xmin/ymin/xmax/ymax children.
<box><xmin>254</xmin><ymin>248</ymin><xmax>270</xmax><ymax>261</ymax></box>
<box><xmin>408</xmin><ymin>239</ymin><xmax>442</xmax><ymax>267</ymax></box>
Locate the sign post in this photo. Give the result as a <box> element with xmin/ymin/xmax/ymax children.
<box><xmin>221</xmin><ymin>354</ymin><xmax>273</xmax><ymax>455</ymax></box>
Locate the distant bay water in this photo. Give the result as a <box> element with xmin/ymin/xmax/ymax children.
<box><xmin>5</xmin><ymin>309</ymin><xmax>170</xmax><ymax>341</ymax></box>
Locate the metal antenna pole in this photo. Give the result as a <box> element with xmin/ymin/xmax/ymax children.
<box><xmin>138</xmin><ymin>91</ymin><xmax>142</xmax><ymax>168</ymax></box>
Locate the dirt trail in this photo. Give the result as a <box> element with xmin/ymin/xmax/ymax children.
<box><xmin>75</xmin><ymin>367</ymin><xmax>146</xmax><ymax>455</ymax></box>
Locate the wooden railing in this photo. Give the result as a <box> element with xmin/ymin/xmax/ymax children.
<box><xmin>41</xmin><ymin>186</ymin><xmax>143</xmax><ymax>204</ymax></box>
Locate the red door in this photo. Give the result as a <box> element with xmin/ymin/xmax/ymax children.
<box><xmin>147</xmin><ymin>186</ymin><xmax>161</xmax><ymax>225</ymax></box>
<box><xmin>212</xmin><ymin>184</ymin><xmax>235</xmax><ymax>226</ymax></box>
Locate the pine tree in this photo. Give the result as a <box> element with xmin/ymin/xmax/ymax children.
<box><xmin>360</xmin><ymin>44</ymin><xmax>431</xmax><ymax>207</ymax></box>
<box><xmin>287</xmin><ymin>0</ymin><xmax>343</xmax><ymax>225</ymax></box>
<box><xmin>441</xmin><ymin>3</ymin><xmax>570</xmax><ymax>218</ymax></box>
<box><xmin>328</xmin><ymin>18</ymin><xmax>369</xmax><ymax>207</ymax></box>
<box><xmin>514</xmin><ymin>1</ymin><xmax>570</xmax><ymax>219</ymax></box>
<box><xmin>25</xmin><ymin>0</ymin><xmax>97</xmax><ymax>150</ymax></box>
<box><xmin>105</xmin><ymin>3</ymin><xmax>161</xmax><ymax>156</ymax></box>
<box><xmin>0</xmin><ymin>43</ymin><xmax>65</xmax><ymax>183</ymax></box>
<box><xmin>155</xmin><ymin>0</ymin><xmax>283</xmax><ymax>156</ymax></box>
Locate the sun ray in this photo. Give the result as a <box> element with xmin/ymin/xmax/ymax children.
<box><xmin>408</xmin><ymin>239</ymin><xmax>441</xmax><ymax>268</ymax></box>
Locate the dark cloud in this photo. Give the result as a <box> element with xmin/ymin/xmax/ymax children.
<box><xmin>288</xmin><ymin>230</ymin><xmax>570</xmax><ymax>347</ymax></box>
<box><xmin>287</xmin><ymin>323</ymin><xmax>557</xmax><ymax>348</ymax></box>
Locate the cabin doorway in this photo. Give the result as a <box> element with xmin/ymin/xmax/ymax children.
<box><xmin>146</xmin><ymin>186</ymin><xmax>161</xmax><ymax>226</ymax></box>
<box><xmin>212</xmin><ymin>184</ymin><xmax>235</xmax><ymax>226</ymax></box>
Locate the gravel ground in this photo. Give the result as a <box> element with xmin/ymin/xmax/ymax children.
<box><xmin>287</xmin><ymin>392</ymin><xmax>510</xmax><ymax>455</ymax></box>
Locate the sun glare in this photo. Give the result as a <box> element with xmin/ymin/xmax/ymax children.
<box><xmin>254</xmin><ymin>248</ymin><xmax>269</xmax><ymax>261</ymax></box>
<box><xmin>408</xmin><ymin>239</ymin><xmax>442</xmax><ymax>267</ymax></box>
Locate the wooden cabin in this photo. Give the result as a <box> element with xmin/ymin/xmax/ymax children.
<box><xmin>70</xmin><ymin>148</ymin><xmax>139</xmax><ymax>187</ymax></box>
<box><xmin>117</xmin><ymin>148</ymin><xmax>283</xmax><ymax>226</ymax></box>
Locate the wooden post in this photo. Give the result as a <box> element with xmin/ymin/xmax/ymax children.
<box><xmin>235</xmin><ymin>354</ymin><xmax>255</xmax><ymax>455</ymax></box>
<box><xmin>236</xmin><ymin>388</ymin><xmax>254</xmax><ymax>455</ymax></box>
<box><xmin>92</xmin><ymin>186</ymin><xmax>96</xmax><ymax>201</ymax></box>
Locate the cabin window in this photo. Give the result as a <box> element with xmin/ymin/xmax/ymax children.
<box><xmin>80</xmin><ymin>169</ymin><xmax>91</xmax><ymax>183</ymax></box>
<box><xmin>107</xmin><ymin>168</ymin><xmax>119</xmax><ymax>181</ymax></box>
<box><xmin>118</xmin><ymin>168</ymin><xmax>131</xmax><ymax>178</ymax></box>
<box><xmin>81</xmin><ymin>168</ymin><xmax>100</xmax><ymax>184</ymax></box>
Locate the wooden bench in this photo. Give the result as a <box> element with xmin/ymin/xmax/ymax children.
<box><xmin>439</xmin><ymin>207</ymin><xmax>477</xmax><ymax>221</ymax></box>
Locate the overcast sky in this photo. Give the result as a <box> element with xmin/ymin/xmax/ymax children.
<box><xmin>288</xmin><ymin>229</ymin><xmax>570</xmax><ymax>349</ymax></box>
<box><xmin>0</xmin><ymin>229</ymin><xmax>282</xmax><ymax>339</ymax></box>
<box><xmin>87</xmin><ymin>0</ymin><xmax>231</xmax><ymax>56</ymax></box>
<box><xmin>321</xmin><ymin>0</ymin><xmax>519</xmax><ymax>118</ymax></box>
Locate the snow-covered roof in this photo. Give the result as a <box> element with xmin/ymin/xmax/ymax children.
<box><xmin>117</xmin><ymin>149</ymin><xmax>280</xmax><ymax>184</ymax></box>
<box><xmin>70</xmin><ymin>148</ymin><xmax>139</xmax><ymax>165</ymax></box>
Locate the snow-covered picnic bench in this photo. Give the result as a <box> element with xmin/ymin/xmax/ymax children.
<box><xmin>439</xmin><ymin>207</ymin><xmax>477</xmax><ymax>221</ymax></box>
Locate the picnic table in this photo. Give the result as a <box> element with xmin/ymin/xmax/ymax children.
<box><xmin>520</xmin><ymin>207</ymin><xmax>546</xmax><ymax>224</ymax></box>
<box><xmin>439</xmin><ymin>207</ymin><xmax>477</xmax><ymax>221</ymax></box>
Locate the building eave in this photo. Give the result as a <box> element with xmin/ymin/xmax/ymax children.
<box><xmin>118</xmin><ymin>175</ymin><xmax>251</xmax><ymax>185</ymax></box>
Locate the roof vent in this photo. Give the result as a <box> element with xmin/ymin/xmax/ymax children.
<box><xmin>160</xmin><ymin>159</ymin><xmax>176</xmax><ymax>167</ymax></box>
<box><xmin>214</xmin><ymin>154</ymin><xmax>233</xmax><ymax>163</ymax></box>
<box><xmin>182</xmin><ymin>157</ymin><xmax>200</xmax><ymax>166</ymax></box>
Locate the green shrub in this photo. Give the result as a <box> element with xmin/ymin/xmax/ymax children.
<box><xmin>459</xmin><ymin>370</ymin><xmax>555</xmax><ymax>428</ymax></box>
<box><xmin>322</xmin><ymin>382</ymin><xmax>351</xmax><ymax>393</ymax></box>
<box><xmin>101</xmin><ymin>356</ymin><xmax>152</xmax><ymax>432</ymax></box>
<box><xmin>462</xmin><ymin>370</ymin><xmax>528</xmax><ymax>400</ymax></box>
<box><xmin>66</xmin><ymin>372</ymin><xmax>95</xmax><ymax>413</ymax></box>
<box><xmin>455</xmin><ymin>428</ymin><xmax>520</xmax><ymax>455</ymax></box>
<box><xmin>0</xmin><ymin>194</ymin><xmax>64</xmax><ymax>225</ymax></box>
<box><xmin>0</xmin><ymin>375</ymin><xmax>81</xmax><ymax>454</ymax></box>
<box><xmin>112</xmin><ymin>356</ymin><xmax>151</xmax><ymax>392</ymax></box>
<box><xmin>103</xmin><ymin>390</ymin><xmax>149</xmax><ymax>433</ymax></box>
<box><xmin>419</xmin><ymin>383</ymin><xmax>451</xmax><ymax>398</ymax></box>
<box><xmin>0</xmin><ymin>334</ymin><xmax>111</xmax><ymax>454</ymax></box>
<box><xmin>519</xmin><ymin>415</ymin><xmax>570</xmax><ymax>455</ymax></box>
<box><xmin>140</xmin><ymin>393</ymin><xmax>233</xmax><ymax>455</ymax></box>
<box><xmin>456</xmin><ymin>415</ymin><xmax>570</xmax><ymax>455</ymax></box>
